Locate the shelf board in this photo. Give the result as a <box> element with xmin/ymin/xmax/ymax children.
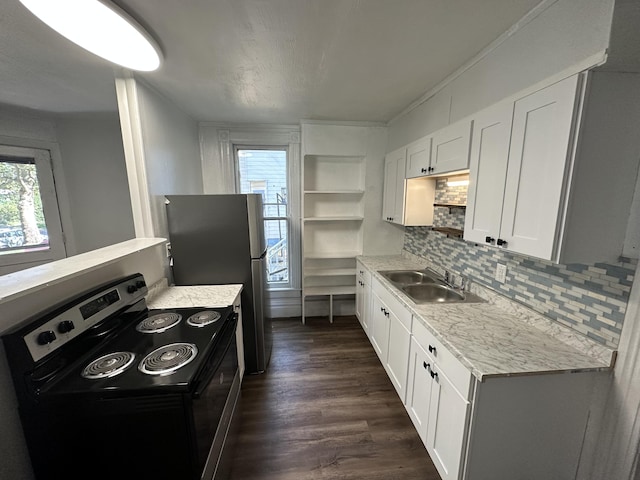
<box><xmin>434</xmin><ymin>203</ymin><xmax>467</xmax><ymax>214</ymax></box>
<box><xmin>432</xmin><ymin>227</ymin><xmax>464</xmax><ymax>238</ymax></box>
<box><xmin>304</xmin><ymin>268</ymin><xmax>356</xmax><ymax>278</ymax></box>
<box><xmin>303</xmin><ymin>216</ymin><xmax>363</xmax><ymax>222</ymax></box>
<box><xmin>304</xmin><ymin>190</ymin><xmax>364</xmax><ymax>195</ymax></box>
<box><xmin>303</xmin><ymin>285</ymin><xmax>356</xmax><ymax>296</ymax></box>
<box><xmin>304</xmin><ymin>251</ymin><xmax>361</xmax><ymax>259</ymax></box>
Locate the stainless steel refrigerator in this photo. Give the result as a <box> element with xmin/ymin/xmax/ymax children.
<box><xmin>165</xmin><ymin>194</ymin><xmax>272</xmax><ymax>374</ymax></box>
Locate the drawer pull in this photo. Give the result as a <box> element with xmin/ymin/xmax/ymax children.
<box><xmin>430</xmin><ymin>369</ymin><xmax>438</xmax><ymax>380</ymax></box>
<box><xmin>428</xmin><ymin>344</ymin><xmax>436</xmax><ymax>354</ymax></box>
<box><xmin>423</xmin><ymin>361</ymin><xmax>430</xmax><ymax>370</ymax></box>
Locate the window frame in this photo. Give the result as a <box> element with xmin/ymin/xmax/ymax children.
<box><xmin>234</xmin><ymin>145</ymin><xmax>293</xmax><ymax>290</ymax></box>
<box><xmin>0</xmin><ymin>143</ymin><xmax>67</xmax><ymax>271</ymax></box>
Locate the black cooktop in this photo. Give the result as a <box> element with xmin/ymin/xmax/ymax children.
<box><xmin>39</xmin><ymin>306</ymin><xmax>233</xmax><ymax>397</ymax></box>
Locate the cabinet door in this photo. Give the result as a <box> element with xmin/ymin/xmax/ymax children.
<box><xmin>500</xmin><ymin>75</ymin><xmax>580</xmax><ymax>260</ymax></box>
<box><xmin>383</xmin><ymin>149</ymin><xmax>405</xmax><ymax>223</ymax></box>
<box><xmin>464</xmin><ymin>101</ymin><xmax>513</xmax><ymax>245</ymax></box>
<box><xmin>361</xmin><ymin>272</ymin><xmax>371</xmax><ymax>337</ymax></box>
<box><xmin>406</xmin><ymin>136</ymin><xmax>432</xmax><ymax>178</ymax></box>
<box><xmin>356</xmin><ymin>276</ymin><xmax>364</xmax><ymax>321</ymax></box>
<box><xmin>385</xmin><ymin>311</ymin><xmax>411</xmax><ymax>403</ymax></box>
<box><xmin>406</xmin><ymin>338</ymin><xmax>434</xmax><ymax>443</ymax></box>
<box><xmin>430</xmin><ymin>119</ymin><xmax>472</xmax><ymax>175</ymax></box>
<box><xmin>355</xmin><ymin>268</ymin><xmax>371</xmax><ymax>336</ymax></box>
<box><xmin>392</xmin><ymin>155</ymin><xmax>407</xmax><ymax>224</ymax></box>
<box><xmin>426</xmin><ymin>367</ymin><xmax>471</xmax><ymax>480</ymax></box>
<box><xmin>370</xmin><ymin>293</ymin><xmax>390</xmax><ymax>362</ymax></box>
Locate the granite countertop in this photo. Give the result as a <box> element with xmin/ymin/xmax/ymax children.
<box><xmin>146</xmin><ymin>284</ymin><xmax>243</xmax><ymax>310</ymax></box>
<box><xmin>358</xmin><ymin>255</ymin><xmax>614</xmax><ymax>381</ymax></box>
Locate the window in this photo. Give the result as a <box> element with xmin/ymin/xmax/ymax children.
<box><xmin>236</xmin><ymin>148</ymin><xmax>289</xmax><ymax>286</ymax></box>
<box><xmin>0</xmin><ymin>144</ymin><xmax>66</xmax><ymax>270</ymax></box>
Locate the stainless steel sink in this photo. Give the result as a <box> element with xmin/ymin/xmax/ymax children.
<box><xmin>380</xmin><ymin>270</ymin><xmax>443</xmax><ymax>285</ymax></box>
<box><xmin>378</xmin><ymin>269</ymin><xmax>485</xmax><ymax>304</ymax></box>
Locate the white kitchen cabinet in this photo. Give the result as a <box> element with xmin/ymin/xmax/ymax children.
<box><xmin>464</xmin><ymin>101</ymin><xmax>514</xmax><ymax>245</ymax></box>
<box><xmin>382</xmin><ymin>147</ymin><xmax>405</xmax><ymax>223</ymax></box>
<box><xmin>426</xmin><ymin>366</ymin><xmax>471</xmax><ymax>480</ymax></box>
<box><xmin>430</xmin><ymin>118</ymin><xmax>472</xmax><ymax>175</ymax></box>
<box><xmin>406</xmin><ymin>337</ymin><xmax>433</xmax><ymax>438</ymax></box>
<box><xmin>408</xmin><ymin>320</ymin><xmax>472</xmax><ymax>480</ymax></box>
<box><xmin>359</xmin><ymin>263</ymin><xmax>609</xmax><ymax>480</ymax></box>
<box><xmin>370</xmin><ymin>292</ymin><xmax>389</xmax><ymax>360</ymax></box>
<box><xmin>499</xmin><ymin>75</ymin><xmax>579</xmax><ymax>259</ymax></box>
<box><xmin>383</xmin><ymin>148</ymin><xmax>436</xmax><ymax>226</ymax></box>
<box><xmin>385</xmin><ymin>305</ymin><xmax>411</xmax><ymax>402</ymax></box>
<box><xmin>355</xmin><ymin>261</ymin><xmax>371</xmax><ymax>336</ymax></box>
<box><xmin>464</xmin><ymin>75</ymin><xmax>577</xmax><ymax>260</ymax></box>
<box><xmin>405</xmin><ymin>136</ymin><xmax>432</xmax><ymax>178</ymax></box>
<box><xmin>465</xmin><ymin>71</ymin><xmax>640</xmax><ymax>263</ymax></box>
<box><xmin>370</xmin><ymin>277</ymin><xmax>412</xmax><ymax>401</ymax></box>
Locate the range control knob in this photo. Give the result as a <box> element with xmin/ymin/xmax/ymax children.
<box><xmin>58</xmin><ymin>320</ymin><xmax>75</xmax><ymax>334</ymax></box>
<box><xmin>135</xmin><ymin>280</ymin><xmax>146</xmax><ymax>289</ymax></box>
<box><xmin>37</xmin><ymin>330</ymin><xmax>57</xmax><ymax>345</ymax></box>
<box><xmin>127</xmin><ymin>284</ymin><xmax>138</xmax><ymax>294</ymax></box>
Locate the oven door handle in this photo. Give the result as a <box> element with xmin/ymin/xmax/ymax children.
<box><xmin>192</xmin><ymin>314</ymin><xmax>238</xmax><ymax>398</ymax></box>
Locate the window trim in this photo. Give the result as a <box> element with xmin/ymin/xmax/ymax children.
<box><xmin>234</xmin><ymin>145</ymin><xmax>294</xmax><ymax>290</ymax></box>
<box><xmin>0</xmin><ymin>141</ymin><xmax>69</xmax><ymax>271</ymax></box>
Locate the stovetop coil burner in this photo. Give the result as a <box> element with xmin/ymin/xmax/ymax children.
<box><xmin>138</xmin><ymin>343</ymin><xmax>198</xmax><ymax>376</ymax></box>
<box><xmin>82</xmin><ymin>352</ymin><xmax>136</xmax><ymax>379</ymax></box>
<box><xmin>136</xmin><ymin>312</ymin><xmax>182</xmax><ymax>333</ymax></box>
<box><xmin>186</xmin><ymin>310</ymin><xmax>221</xmax><ymax>327</ymax></box>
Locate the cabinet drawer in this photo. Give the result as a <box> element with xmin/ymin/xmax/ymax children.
<box><xmin>372</xmin><ymin>277</ymin><xmax>412</xmax><ymax>331</ymax></box>
<box><xmin>412</xmin><ymin>318</ymin><xmax>472</xmax><ymax>400</ymax></box>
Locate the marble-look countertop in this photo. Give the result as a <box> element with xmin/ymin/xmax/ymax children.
<box><xmin>146</xmin><ymin>284</ymin><xmax>243</xmax><ymax>310</ymax></box>
<box><xmin>358</xmin><ymin>255</ymin><xmax>613</xmax><ymax>381</ymax></box>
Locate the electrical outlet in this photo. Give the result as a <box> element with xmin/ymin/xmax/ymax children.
<box><xmin>165</xmin><ymin>242</ymin><xmax>172</xmax><ymax>258</ymax></box>
<box><xmin>495</xmin><ymin>263</ymin><xmax>507</xmax><ymax>283</ymax></box>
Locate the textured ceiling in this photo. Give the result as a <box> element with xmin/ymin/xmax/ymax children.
<box><xmin>0</xmin><ymin>0</ymin><xmax>542</xmax><ymax>123</ymax></box>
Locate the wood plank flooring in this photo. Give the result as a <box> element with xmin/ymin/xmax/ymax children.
<box><xmin>228</xmin><ymin>316</ymin><xmax>441</xmax><ymax>480</ymax></box>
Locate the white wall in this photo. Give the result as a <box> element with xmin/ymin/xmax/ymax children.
<box><xmin>387</xmin><ymin>0</ymin><xmax>615</xmax><ymax>150</ymax></box>
<box><xmin>55</xmin><ymin>113</ymin><xmax>135</xmax><ymax>253</ymax></box>
<box><xmin>135</xmin><ymin>80</ymin><xmax>204</xmax><ymax>238</ymax></box>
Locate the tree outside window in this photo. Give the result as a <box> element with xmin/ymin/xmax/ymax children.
<box><xmin>0</xmin><ymin>157</ymin><xmax>49</xmax><ymax>251</ymax></box>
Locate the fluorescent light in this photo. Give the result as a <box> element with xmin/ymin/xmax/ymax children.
<box><xmin>20</xmin><ymin>0</ymin><xmax>162</xmax><ymax>71</ymax></box>
<box><xmin>447</xmin><ymin>179</ymin><xmax>469</xmax><ymax>187</ymax></box>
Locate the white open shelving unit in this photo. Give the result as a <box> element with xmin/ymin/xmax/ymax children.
<box><xmin>302</xmin><ymin>154</ymin><xmax>365</xmax><ymax>322</ymax></box>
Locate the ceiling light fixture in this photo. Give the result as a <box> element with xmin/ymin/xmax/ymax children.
<box><xmin>20</xmin><ymin>0</ymin><xmax>162</xmax><ymax>71</ymax></box>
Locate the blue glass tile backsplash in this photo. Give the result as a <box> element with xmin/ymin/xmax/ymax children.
<box><xmin>404</xmin><ymin>177</ymin><xmax>636</xmax><ymax>348</ymax></box>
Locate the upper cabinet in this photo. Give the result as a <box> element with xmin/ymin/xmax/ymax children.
<box><xmin>404</xmin><ymin>119</ymin><xmax>473</xmax><ymax>179</ymax></box>
<box><xmin>430</xmin><ymin>118</ymin><xmax>473</xmax><ymax>175</ymax></box>
<box><xmin>383</xmin><ymin>147</ymin><xmax>435</xmax><ymax>226</ymax></box>
<box><xmin>465</xmin><ymin>71</ymin><xmax>640</xmax><ymax>264</ymax></box>
<box><xmin>464</xmin><ymin>76</ymin><xmax>578</xmax><ymax>259</ymax></box>
<box><xmin>405</xmin><ymin>136</ymin><xmax>432</xmax><ymax>178</ymax></box>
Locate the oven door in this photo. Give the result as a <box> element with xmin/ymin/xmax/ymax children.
<box><xmin>191</xmin><ymin>314</ymin><xmax>240</xmax><ymax>480</ymax></box>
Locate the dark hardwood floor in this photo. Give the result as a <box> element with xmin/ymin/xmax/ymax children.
<box><xmin>228</xmin><ymin>315</ymin><xmax>441</xmax><ymax>480</ymax></box>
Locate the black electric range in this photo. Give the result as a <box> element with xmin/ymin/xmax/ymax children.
<box><xmin>2</xmin><ymin>273</ymin><xmax>240</xmax><ymax>480</ymax></box>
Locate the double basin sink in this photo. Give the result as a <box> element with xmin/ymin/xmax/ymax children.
<box><xmin>378</xmin><ymin>269</ymin><xmax>484</xmax><ymax>304</ymax></box>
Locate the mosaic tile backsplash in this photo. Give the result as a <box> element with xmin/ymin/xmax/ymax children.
<box><xmin>404</xmin><ymin>179</ymin><xmax>637</xmax><ymax>349</ymax></box>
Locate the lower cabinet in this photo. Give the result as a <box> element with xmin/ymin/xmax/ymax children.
<box><xmin>385</xmin><ymin>309</ymin><xmax>411</xmax><ymax>402</ymax></box>
<box><xmin>370</xmin><ymin>292</ymin><xmax>389</xmax><ymax>360</ymax></box>
<box><xmin>407</xmin><ymin>338</ymin><xmax>471</xmax><ymax>480</ymax></box>
<box><xmin>362</xmin><ymin>265</ymin><xmax>604</xmax><ymax>480</ymax></box>
<box><xmin>355</xmin><ymin>262</ymin><xmax>371</xmax><ymax>336</ymax></box>
<box><xmin>371</xmin><ymin>278</ymin><xmax>412</xmax><ymax>402</ymax></box>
